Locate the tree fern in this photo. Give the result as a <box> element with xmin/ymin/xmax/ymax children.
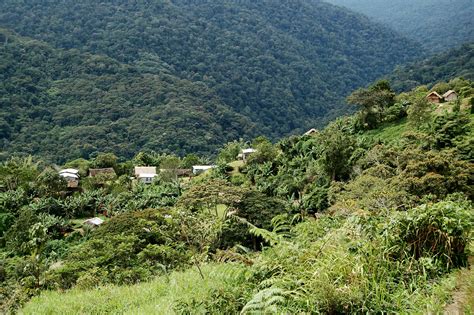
<box><xmin>240</xmin><ymin>287</ymin><xmax>286</xmax><ymax>314</ymax></box>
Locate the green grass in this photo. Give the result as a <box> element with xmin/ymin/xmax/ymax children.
<box><xmin>228</xmin><ymin>160</ymin><xmax>244</xmax><ymax>176</ymax></box>
<box><xmin>363</xmin><ymin>118</ymin><xmax>409</xmax><ymax>144</ymax></box>
<box><xmin>216</xmin><ymin>204</ymin><xmax>228</xmax><ymax>219</ymax></box>
<box><xmin>20</xmin><ymin>263</ymin><xmax>248</xmax><ymax>315</ymax></box>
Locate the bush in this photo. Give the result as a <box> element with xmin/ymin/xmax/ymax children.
<box><xmin>220</xmin><ymin>191</ymin><xmax>290</xmax><ymax>249</ymax></box>
<box><xmin>384</xmin><ymin>199</ymin><xmax>473</xmax><ymax>272</ymax></box>
<box><xmin>301</xmin><ymin>185</ymin><xmax>328</xmax><ymax>213</ymax></box>
<box><xmin>47</xmin><ymin>209</ymin><xmax>190</xmax><ymax>289</ymax></box>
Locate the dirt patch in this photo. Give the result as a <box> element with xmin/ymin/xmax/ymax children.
<box><xmin>444</xmin><ymin>256</ymin><xmax>474</xmax><ymax>315</ymax></box>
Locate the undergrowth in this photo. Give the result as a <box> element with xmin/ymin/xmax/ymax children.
<box><xmin>21</xmin><ymin>198</ymin><xmax>473</xmax><ymax>314</ymax></box>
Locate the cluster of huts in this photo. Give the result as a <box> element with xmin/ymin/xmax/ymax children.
<box><xmin>426</xmin><ymin>90</ymin><xmax>458</xmax><ymax>103</ymax></box>
<box><xmin>58</xmin><ymin>148</ymin><xmax>257</xmax><ymax>228</ymax></box>
<box><xmin>58</xmin><ymin>149</ymin><xmax>257</xmax><ymax>188</ymax></box>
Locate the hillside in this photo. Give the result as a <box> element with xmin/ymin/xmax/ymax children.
<box><xmin>387</xmin><ymin>43</ymin><xmax>474</xmax><ymax>92</ymax></box>
<box><xmin>324</xmin><ymin>0</ymin><xmax>474</xmax><ymax>52</ymax></box>
<box><xmin>1</xmin><ymin>79</ymin><xmax>473</xmax><ymax>313</ymax></box>
<box><xmin>0</xmin><ymin>0</ymin><xmax>423</xmax><ymax>161</ymax></box>
<box><xmin>0</xmin><ymin>30</ymin><xmax>256</xmax><ymax>162</ymax></box>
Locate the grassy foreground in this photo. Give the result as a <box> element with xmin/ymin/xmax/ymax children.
<box><xmin>20</xmin><ymin>263</ymin><xmax>249</xmax><ymax>314</ymax></box>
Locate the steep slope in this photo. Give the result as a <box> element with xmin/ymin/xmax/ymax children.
<box><xmin>0</xmin><ymin>0</ymin><xmax>422</xmax><ymax>142</ymax></box>
<box><xmin>387</xmin><ymin>43</ymin><xmax>474</xmax><ymax>91</ymax></box>
<box><xmin>0</xmin><ymin>30</ymin><xmax>256</xmax><ymax>162</ymax></box>
<box><xmin>324</xmin><ymin>0</ymin><xmax>474</xmax><ymax>52</ymax></box>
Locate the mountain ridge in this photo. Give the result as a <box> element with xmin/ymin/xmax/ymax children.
<box><xmin>0</xmin><ymin>29</ymin><xmax>257</xmax><ymax>162</ymax></box>
<box><xmin>386</xmin><ymin>43</ymin><xmax>474</xmax><ymax>92</ymax></box>
<box><xmin>324</xmin><ymin>0</ymin><xmax>474</xmax><ymax>52</ymax></box>
<box><xmin>0</xmin><ymin>0</ymin><xmax>423</xmax><ymax>161</ymax></box>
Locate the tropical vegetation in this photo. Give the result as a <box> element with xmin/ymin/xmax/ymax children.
<box><xmin>1</xmin><ymin>79</ymin><xmax>473</xmax><ymax>313</ymax></box>
<box><xmin>0</xmin><ymin>0</ymin><xmax>423</xmax><ymax>161</ymax></box>
<box><xmin>325</xmin><ymin>0</ymin><xmax>474</xmax><ymax>52</ymax></box>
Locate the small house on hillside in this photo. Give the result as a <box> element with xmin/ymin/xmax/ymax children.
<box><xmin>175</xmin><ymin>169</ymin><xmax>192</xmax><ymax>177</ymax></box>
<box><xmin>83</xmin><ymin>217</ymin><xmax>104</xmax><ymax>228</ymax></box>
<box><xmin>443</xmin><ymin>90</ymin><xmax>458</xmax><ymax>102</ymax></box>
<box><xmin>426</xmin><ymin>91</ymin><xmax>442</xmax><ymax>103</ymax></box>
<box><xmin>134</xmin><ymin>166</ymin><xmax>157</xmax><ymax>184</ymax></box>
<box><xmin>192</xmin><ymin>165</ymin><xmax>216</xmax><ymax>175</ymax></box>
<box><xmin>237</xmin><ymin>148</ymin><xmax>257</xmax><ymax>162</ymax></box>
<box><xmin>304</xmin><ymin>128</ymin><xmax>318</xmax><ymax>136</ymax></box>
<box><xmin>59</xmin><ymin>169</ymin><xmax>80</xmax><ymax>188</ymax></box>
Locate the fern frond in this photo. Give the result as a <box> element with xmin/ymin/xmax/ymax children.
<box><xmin>240</xmin><ymin>287</ymin><xmax>287</xmax><ymax>314</ymax></box>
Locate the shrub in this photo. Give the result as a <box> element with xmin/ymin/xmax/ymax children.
<box><xmin>301</xmin><ymin>185</ymin><xmax>328</xmax><ymax>213</ymax></box>
<box><xmin>384</xmin><ymin>199</ymin><xmax>473</xmax><ymax>272</ymax></box>
<box><xmin>220</xmin><ymin>191</ymin><xmax>289</xmax><ymax>249</ymax></box>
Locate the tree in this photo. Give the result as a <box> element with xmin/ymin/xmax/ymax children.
<box><xmin>133</xmin><ymin>151</ymin><xmax>157</xmax><ymax>167</ymax></box>
<box><xmin>92</xmin><ymin>153</ymin><xmax>118</xmax><ymax>169</ymax></box>
<box><xmin>0</xmin><ymin>156</ymin><xmax>40</xmax><ymax>192</ymax></box>
<box><xmin>407</xmin><ymin>96</ymin><xmax>433</xmax><ymax>129</ymax></box>
<box><xmin>181</xmin><ymin>154</ymin><xmax>201</xmax><ymax>169</ymax></box>
<box><xmin>247</xmin><ymin>137</ymin><xmax>278</xmax><ymax>165</ymax></box>
<box><xmin>35</xmin><ymin>169</ymin><xmax>67</xmax><ymax>197</ymax></box>
<box><xmin>217</xmin><ymin>140</ymin><xmax>245</xmax><ymax>164</ymax></box>
<box><xmin>347</xmin><ymin>80</ymin><xmax>396</xmax><ymax>129</ymax></box>
<box><xmin>317</xmin><ymin>122</ymin><xmax>357</xmax><ymax>181</ymax></box>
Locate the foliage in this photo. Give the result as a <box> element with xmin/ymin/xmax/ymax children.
<box><xmin>217</xmin><ymin>140</ymin><xmax>245</xmax><ymax>164</ymax></box>
<box><xmin>347</xmin><ymin>80</ymin><xmax>396</xmax><ymax>129</ymax></box>
<box><xmin>20</xmin><ymin>264</ymin><xmax>253</xmax><ymax>315</ymax></box>
<box><xmin>387</xmin><ymin>44</ymin><xmax>474</xmax><ymax>92</ymax></box>
<box><xmin>384</xmin><ymin>198</ymin><xmax>473</xmax><ymax>272</ymax></box>
<box><xmin>0</xmin><ymin>0</ymin><xmax>423</xmax><ymax>161</ymax></box>
<box><xmin>47</xmin><ymin>209</ymin><xmax>190</xmax><ymax>289</ymax></box>
<box><xmin>325</xmin><ymin>0</ymin><xmax>474</xmax><ymax>52</ymax></box>
<box><xmin>1</xmin><ymin>80</ymin><xmax>473</xmax><ymax>313</ymax></box>
<box><xmin>0</xmin><ymin>156</ymin><xmax>39</xmax><ymax>192</ymax></box>
<box><xmin>430</xmin><ymin>111</ymin><xmax>470</xmax><ymax>149</ymax></box>
<box><xmin>221</xmin><ymin>191</ymin><xmax>290</xmax><ymax>249</ymax></box>
<box><xmin>0</xmin><ymin>30</ymin><xmax>255</xmax><ymax>162</ymax></box>
<box><xmin>246</xmin><ymin>138</ymin><xmax>278</xmax><ymax>166</ymax></box>
<box><xmin>407</xmin><ymin>96</ymin><xmax>433</xmax><ymax>129</ymax></box>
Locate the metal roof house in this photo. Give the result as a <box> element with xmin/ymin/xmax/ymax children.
<box><xmin>59</xmin><ymin>168</ymin><xmax>79</xmax><ymax>175</ymax></box>
<box><xmin>83</xmin><ymin>217</ymin><xmax>104</xmax><ymax>227</ymax></box>
<box><xmin>304</xmin><ymin>128</ymin><xmax>318</xmax><ymax>136</ymax></box>
<box><xmin>192</xmin><ymin>165</ymin><xmax>216</xmax><ymax>175</ymax></box>
<box><xmin>238</xmin><ymin>148</ymin><xmax>257</xmax><ymax>162</ymax></box>
<box><xmin>59</xmin><ymin>168</ymin><xmax>80</xmax><ymax>188</ymax></box>
<box><xmin>134</xmin><ymin>166</ymin><xmax>157</xmax><ymax>184</ymax></box>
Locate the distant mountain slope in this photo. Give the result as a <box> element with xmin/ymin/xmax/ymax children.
<box><xmin>324</xmin><ymin>0</ymin><xmax>474</xmax><ymax>52</ymax></box>
<box><xmin>0</xmin><ymin>30</ymin><xmax>256</xmax><ymax>162</ymax></box>
<box><xmin>0</xmin><ymin>0</ymin><xmax>422</xmax><ymax>144</ymax></box>
<box><xmin>387</xmin><ymin>43</ymin><xmax>474</xmax><ymax>91</ymax></box>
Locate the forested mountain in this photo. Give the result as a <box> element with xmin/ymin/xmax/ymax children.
<box><xmin>324</xmin><ymin>0</ymin><xmax>474</xmax><ymax>52</ymax></box>
<box><xmin>0</xmin><ymin>0</ymin><xmax>423</xmax><ymax>161</ymax></box>
<box><xmin>0</xmin><ymin>29</ymin><xmax>256</xmax><ymax>162</ymax></box>
<box><xmin>387</xmin><ymin>43</ymin><xmax>474</xmax><ymax>91</ymax></box>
